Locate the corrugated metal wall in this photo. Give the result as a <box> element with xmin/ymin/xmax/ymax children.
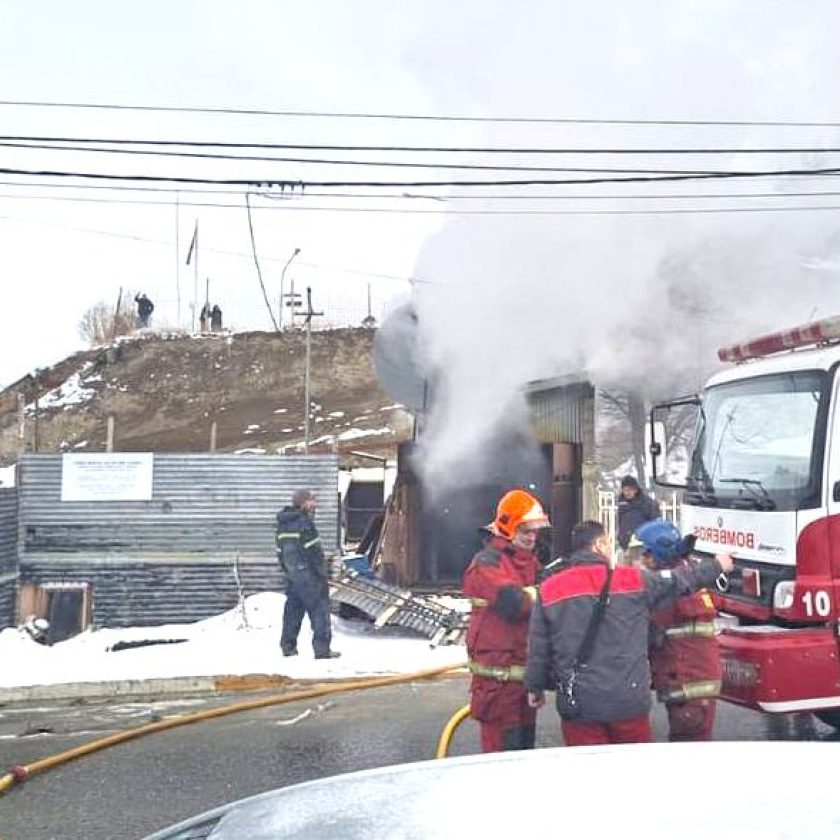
<box><xmin>0</xmin><ymin>488</ymin><xmax>18</xmax><ymax>629</ymax></box>
<box><xmin>17</xmin><ymin>453</ymin><xmax>339</xmax><ymax>627</ymax></box>
<box><xmin>19</xmin><ymin>556</ymin><xmax>284</xmax><ymax>627</ymax></box>
<box><xmin>529</xmin><ymin>381</ymin><xmax>594</xmax><ymax>443</ymax></box>
<box><xmin>19</xmin><ymin>453</ymin><xmax>339</xmax><ymax>555</ymax></box>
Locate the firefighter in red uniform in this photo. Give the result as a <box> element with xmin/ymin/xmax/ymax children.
<box><xmin>635</xmin><ymin>520</ymin><xmax>722</xmax><ymax>741</ymax></box>
<box><xmin>463</xmin><ymin>489</ymin><xmax>549</xmax><ymax>752</ymax></box>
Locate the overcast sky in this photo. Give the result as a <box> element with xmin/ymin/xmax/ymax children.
<box><xmin>2</xmin><ymin>1</ymin><xmax>840</xmax><ymax>392</ymax></box>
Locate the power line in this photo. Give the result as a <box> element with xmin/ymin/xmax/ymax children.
<box><xmin>3</xmin><ymin>99</ymin><xmax>840</xmax><ymax>128</ymax></box>
<box><xmin>7</xmin><ymin>134</ymin><xmax>840</xmax><ymax>155</ymax></box>
<box><xmin>3</xmin><ymin>164</ymin><xmax>840</xmax><ymax>188</ymax></box>
<box><xmin>8</xmin><ymin>190</ymin><xmax>840</xmax><ymax>210</ymax></box>
<box><xmin>0</xmin><ymin>140</ymin><xmax>731</xmax><ymax>175</ymax></box>
<box><xmin>4</xmin><ymin>199</ymin><xmax>840</xmax><ymax>219</ymax></box>
<box><xmin>6</xmin><ymin>178</ymin><xmax>840</xmax><ymax>203</ymax></box>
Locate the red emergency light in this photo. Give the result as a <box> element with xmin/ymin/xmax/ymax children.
<box><xmin>718</xmin><ymin>315</ymin><xmax>840</xmax><ymax>363</ymax></box>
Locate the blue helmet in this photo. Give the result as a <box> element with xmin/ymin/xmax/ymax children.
<box><xmin>634</xmin><ymin>520</ymin><xmax>692</xmax><ymax>567</ymax></box>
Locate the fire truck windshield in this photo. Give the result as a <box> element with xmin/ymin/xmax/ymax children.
<box><xmin>688</xmin><ymin>370</ymin><xmax>827</xmax><ymax>511</ymax></box>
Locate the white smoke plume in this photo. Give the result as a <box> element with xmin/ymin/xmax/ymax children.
<box><xmin>403</xmin><ymin>0</ymin><xmax>840</xmax><ymax>495</ymax></box>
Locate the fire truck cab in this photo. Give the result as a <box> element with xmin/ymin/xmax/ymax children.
<box><xmin>651</xmin><ymin>315</ymin><xmax>840</xmax><ymax>726</ymax></box>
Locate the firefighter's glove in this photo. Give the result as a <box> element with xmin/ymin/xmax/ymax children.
<box><xmin>494</xmin><ymin>586</ymin><xmax>528</xmax><ymax>622</ymax></box>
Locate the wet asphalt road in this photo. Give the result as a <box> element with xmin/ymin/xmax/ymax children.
<box><xmin>0</xmin><ymin>674</ymin><xmax>836</xmax><ymax>840</ymax></box>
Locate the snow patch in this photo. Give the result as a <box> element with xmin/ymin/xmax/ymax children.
<box><xmin>0</xmin><ymin>592</ymin><xmax>464</xmax><ymax>688</ymax></box>
<box><xmin>337</xmin><ymin>427</ymin><xmax>393</xmax><ymax>442</ymax></box>
<box><xmin>28</xmin><ymin>373</ymin><xmax>96</xmax><ymax>412</ymax></box>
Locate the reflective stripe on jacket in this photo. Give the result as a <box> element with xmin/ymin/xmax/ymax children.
<box><xmin>463</xmin><ymin>536</ymin><xmax>540</xmax><ymax>672</ymax></box>
<box><xmin>650</xmin><ymin>583</ymin><xmax>722</xmax><ymax>704</ymax></box>
<box><xmin>275</xmin><ymin>506</ymin><xmax>326</xmax><ymax>580</ymax></box>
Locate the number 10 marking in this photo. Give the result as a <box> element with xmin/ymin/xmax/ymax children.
<box><xmin>802</xmin><ymin>590</ymin><xmax>832</xmax><ymax>617</ymax></box>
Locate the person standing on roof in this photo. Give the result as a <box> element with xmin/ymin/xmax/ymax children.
<box><xmin>635</xmin><ymin>519</ymin><xmax>722</xmax><ymax>741</ymax></box>
<box><xmin>276</xmin><ymin>489</ymin><xmax>340</xmax><ymax>660</ymax></box>
<box><xmin>463</xmin><ymin>489</ymin><xmax>549</xmax><ymax>752</ymax></box>
<box><xmin>525</xmin><ymin>520</ymin><xmax>732</xmax><ymax>747</ymax></box>
<box><xmin>616</xmin><ymin>475</ymin><xmax>660</xmax><ymax>560</ymax></box>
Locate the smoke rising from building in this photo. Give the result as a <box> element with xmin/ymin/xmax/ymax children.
<box><xmin>403</xmin><ymin>1</ymin><xmax>840</xmax><ymax>496</ymax></box>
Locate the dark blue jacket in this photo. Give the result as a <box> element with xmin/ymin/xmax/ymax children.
<box><xmin>276</xmin><ymin>507</ymin><xmax>326</xmax><ymax>581</ymax></box>
<box><xmin>617</xmin><ymin>493</ymin><xmax>660</xmax><ymax>549</ymax></box>
<box><xmin>526</xmin><ymin>549</ymin><xmax>722</xmax><ymax>723</ymax></box>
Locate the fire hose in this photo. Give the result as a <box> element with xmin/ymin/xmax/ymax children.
<box><xmin>435</xmin><ymin>704</ymin><xmax>472</xmax><ymax>758</ymax></box>
<box><xmin>0</xmin><ymin>663</ymin><xmax>467</xmax><ymax>796</ymax></box>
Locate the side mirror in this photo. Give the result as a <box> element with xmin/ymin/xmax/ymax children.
<box><xmin>833</xmin><ymin>480</ymin><xmax>840</xmax><ymax>503</ymax></box>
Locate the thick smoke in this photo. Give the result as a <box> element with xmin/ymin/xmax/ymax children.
<box><xmin>403</xmin><ymin>1</ymin><xmax>840</xmax><ymax>496</ymax></box>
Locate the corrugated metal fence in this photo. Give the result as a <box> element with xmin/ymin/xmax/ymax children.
<box><xmin>0</xmin><ymin>487</ymin><xmax>18</xmax><ymax>629</ymax></box>
<box><xmin>18</xmin><ymin>453</ymin><xmax>339</xmax><ymax>627</ymax></box>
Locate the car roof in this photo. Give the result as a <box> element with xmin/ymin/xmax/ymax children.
<box><xmin>144</xmin><ymin>742</ymin><xmax>840</xmax><ymax>839</ymax></box>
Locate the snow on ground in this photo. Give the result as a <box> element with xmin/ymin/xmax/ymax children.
<box><xmin>337</xmin><ymin>427</ymin><xmax>393</xmax><ymax>442</ymax></box>
<box><xmin>28</xmin><ymin>371</ymin><xmax>97</xmax><ymax>412</ymax></box>
<box><xmin>0</xmin><ymin>592</ymin><xmax>465</xmax><ymax>689</ymax></box>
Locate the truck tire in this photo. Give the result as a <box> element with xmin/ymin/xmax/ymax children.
<box><xmin>814</xmin><ymin>709</ymin><xmax>840</xmax><ymax>729</ymax></box>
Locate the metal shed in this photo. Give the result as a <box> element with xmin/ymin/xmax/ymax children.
<box><xmin>15</xmin><ymin>452</ymin><xmax>339</xmax><ymax>630</ymax></box>
<box><xmin>377</xmin><ymin>377</ymin><xmax>596</xmax><ymax>588</ymax></box>
<box><xmin>0</xmin><ymin>487</ymin><xmax>18</xmax><ymax>629</ymax></box>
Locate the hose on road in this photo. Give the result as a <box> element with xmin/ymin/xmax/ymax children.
<box><xmin>0</xmin><ymin>663</ymin><xmax>466</xmax><ymax>796</ymax></box>
<box><xmin>435</xmin><ymin>703</ymin><xmax>472</xmax><ymax>758</ymax></box>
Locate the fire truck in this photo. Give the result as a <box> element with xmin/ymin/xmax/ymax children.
<box><xmin>651</xmin><ymin>315</ymin><xmax>840</xmax><ymax>727</ymax></box>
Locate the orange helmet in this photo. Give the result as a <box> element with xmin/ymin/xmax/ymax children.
<box><xmin>493</xmin><ymin>489</ymin><xmax>549</xmax><ymax>539</ymax></box>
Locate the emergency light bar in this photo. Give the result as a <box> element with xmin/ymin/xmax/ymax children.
<box><xmin>718</xmin><ymin>314</ymin><xmax>840</xmax><ymax>363</ymax></box>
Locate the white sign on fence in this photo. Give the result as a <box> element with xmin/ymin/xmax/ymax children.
<box><xmin>61</xmin><ymin>453</ymin><xmax>154</xmax><ymax>501</ymax></box>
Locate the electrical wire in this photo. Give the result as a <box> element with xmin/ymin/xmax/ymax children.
<box><xmin>4</xmin><ymin>199</ymin><xmax>840</xmax><ymax>217</ymax></box>
<box><xmin>0</xmin><ymin>140</ymin><xmax>731</xmax><ymax>175</ymax></box>
<box><xmin>6</xmin><ymin>178</ymin><xmax>840</xmax><ymax>203</ymax></box>
<box><xmin>7</xmin><ymin>134</ymin><xmax>840</xmax><ymax>154</ymax></box>
<box><xmin>2</xmin><ymin>99</ymin><xmax>840</xmax><ymax>128</ymax></box>
<box><xmin>2</xmin><ymin>164</ymin><xmax>840</xmax><ymax>188</ymax></box>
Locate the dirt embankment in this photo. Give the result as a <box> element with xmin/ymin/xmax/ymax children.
<box><xmin>0</xmin><ymin>328</ymin><xmax>411</xmax><ymax>465</ymax></box>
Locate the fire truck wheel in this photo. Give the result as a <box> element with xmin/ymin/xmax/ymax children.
<box><xmin>814</xmin><ymin>709</ymin><xmax>840</xmax><ymax>730</ymax></box>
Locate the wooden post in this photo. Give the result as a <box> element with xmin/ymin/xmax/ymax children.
<box><xmin>106</xmin><ymin>415</ymin><xmax>115</xmax><ymax>452</ymax></box>
<box><xmin>33</xmin><ymin>396</ymin><xmax>39</xmax><ymax>453</ymax></box>
<box><xmin>17</xmin><ymin>393</ymin><xmax>25</xmax><ymax>449</ymax></box>
<box><xmin>210</xmin><ymin>420</ymin><xmax>218</xmax><ymax>452</ymax></box>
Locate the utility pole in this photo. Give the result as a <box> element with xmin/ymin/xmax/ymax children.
<box><xmin>279</xmin><ymin>247</ymin><xmax>300</xmax><ymax>330</ymax></box>
<box><xmin>283</xmin><ymin>279</ymin><xmax>302</xmax><ymax>329</ymax></box>
<box><xmin>303</xmin><ymin>287</ymin><xmax>323</xmax><ymax>454</ymax></box>
<box><xmin>175</xmin><ymin>192</ymin><xmax>181</xmax><ymax>327</ymax></box>
<box><xmin>186</xmin><ymin>220</ymin><xmax>199</xmax><ymax>332</ymax></box>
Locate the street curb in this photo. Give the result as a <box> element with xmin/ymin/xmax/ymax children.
<box><xmin>0</xmin><ymin>674</ymin><xmax>297</xmax><ymax>705</ymax></box>
<box><xmin>0</xmin><ymin>670</ymin><xmax>467</xmax><ymax>705</ymax></box>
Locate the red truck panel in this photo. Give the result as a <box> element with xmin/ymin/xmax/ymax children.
<box><xmin>719</xmin><ymin>627</ymin><xmax>840</xmax><ymax>712</ymax></box>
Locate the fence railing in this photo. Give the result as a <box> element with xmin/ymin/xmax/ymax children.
<box><xmin>598</xmin><ymin>489</ymin><xmax>681</xmax><ymax>558</ymax></box>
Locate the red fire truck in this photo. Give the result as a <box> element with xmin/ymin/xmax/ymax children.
<box><xmin>651</xmin><ymin>315</ymin><xmax>840</xmax><ymax>727</ymax></box>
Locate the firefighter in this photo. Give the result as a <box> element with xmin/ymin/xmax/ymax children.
<box><xmin>526</xmin><ymin>520</ymin><xmax>732</xmax><ymax>747</ymax></box>
<box><xmin>635</xmin><ymin>519</ymin><xmax>722</xmax><ymax>741</ymax></box>
<box><xmin>463</xmin><ymin>489</ymin><xmax>549</xmax><ymax>752</ymax></box>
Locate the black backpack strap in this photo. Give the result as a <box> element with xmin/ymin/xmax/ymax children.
<box><xmin>573</xmin><ymin>564</ymin><xmax>614</xmax><ymax>668</ymax></box>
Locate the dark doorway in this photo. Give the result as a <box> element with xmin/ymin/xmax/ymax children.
<box><xmin>345</xmin><ymin>481</ymin><xmax>385</xmax><ymax>542</ymax></box>
<box><xmin>48</xmin><ymin>589</ymin><xmax>86</xmax><ymax>643</ymax></box>
<box><xmin>417</xmin><ymin>435</ymin><xmax>554</xmax><ymax>586</ymax></box>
